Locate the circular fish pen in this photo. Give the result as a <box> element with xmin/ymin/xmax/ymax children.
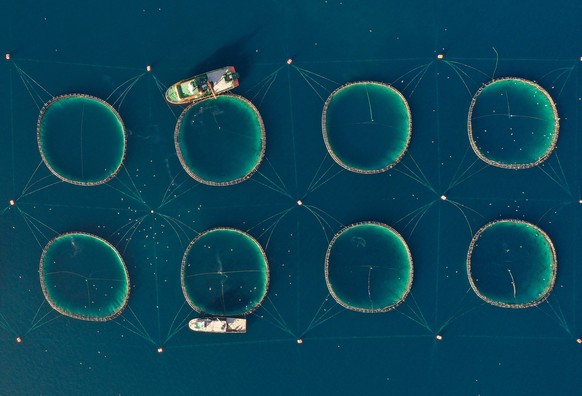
<box><xmin>175</xmin><ymin>95</ymin><xmax>266</xmax><ymax>186</ymax></box>
<box><xmin>322</xmin><ymin>81</ymin><xmax>412</xmax><ymax>174</ymax></box>
<box><xmin>467</xmin><ymin>219</ymin><xmax>557</xmax><ymax>308</ymax></box>
<box><xmin>467</xmin><ymin>77</ymin><xmax>559</xmax><ymax>169</ymax></box>
<box><xmin>181</xmin><ymin>227</ymin><xmax>269</xmax><ymax>316</ymax></box>
<box><xmin>325</xmin><ymin>221</ymin><xmax>413</xmax><ymax>313</ymax></box>
<box><xmin>39</xmin><ymin>232</ymin><xmax>130</xmax><ymax>321</ymax></box>
<box><xmin>37</xmin><ymin>94</ymin><xmax>126</xmax><ymax>186</ymax></box>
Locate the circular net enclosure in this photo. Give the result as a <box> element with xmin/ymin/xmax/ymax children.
<box><xmin>467</xmin><ymin>219</ymin><xmax>557</xmax><ymax>308</ymax></box>
<box><xmin>181</xmin><ymin>227</ymin><xmax>269</xmax><ymax>316</ymax></box>
<box><xmin>175</xmin><ymin>95</ymin><xmax>266</xmax><ymax>186</ymax></box>
<box><xmin>325</xmin><ymin>221</ymin><xmax>413</xmax><ymax>313</ymax></box>
<box><xmin>39</xmin><ymin>232</ymin><xmax>130</xmax><ymax>321</ymax></box>
<box><xmin>37</xmin><ymin>94</ymin><xmax>126</xmax><ymax>185</ymax></box>
<box><xmin>322</xmin><ymin>81</ymin><xmax>411</xmax><ymax>174</ymax></box>
<box><xmin>468</xmin><ymin>77</ymin><xmax>559</xmax><ymax>169</ymax></box>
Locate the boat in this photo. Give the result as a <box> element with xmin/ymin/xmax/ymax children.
<box><xmin>188</xmin><ymin>317</ymin><xmax>246</xmax><ymax>334</ymax></box>
<box><xmin>165</xmin><ymin>66</ymin><xmax>240</xmax><ymax>105</ymax></box>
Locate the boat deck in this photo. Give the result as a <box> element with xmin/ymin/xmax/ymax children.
<box><xmin>208</xmin><ymin>68</ymin><xmax>236</xmax><ymax>92</ymax></box>
<box><xmin>178</xmin><ymin>81</ymin><xmax>199</xmax><ymax>98</ymax></box>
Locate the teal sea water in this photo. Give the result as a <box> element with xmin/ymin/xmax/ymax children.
<box><xmin>1</xmin><ymin>0</ymin><xmax>581</xmax><ymax>394</ymax></box>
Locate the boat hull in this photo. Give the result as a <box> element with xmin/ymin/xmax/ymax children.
<box><xmin>165</xmin><ymin>66</ymin><xmax>239</xmax><ymax>105</ymax></box>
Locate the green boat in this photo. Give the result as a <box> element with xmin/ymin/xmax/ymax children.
<box><xmin>165</xmin><ymin>66</ymin><xmax>240</xmax><ymax>105</ymax></box>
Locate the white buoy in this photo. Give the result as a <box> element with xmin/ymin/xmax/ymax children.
<box><xmin>157</xmin><ymin>347</ymin><xmax>163</xmax><ymax>353</ymax></box>
<box><xmin>436</xmin><ymin>334</ymin><xmax>443</xmax><ymax>340</ymax></box>
<box><xmin>297</xmin><ymin>200</ymin><xmax>303</xmax><ymax>206</ymax></box>
<box><xmin>5</xmin><ymin>53</ymin><xmax>11</xmax><ymax>60</ymax></box>
<box><xmin>150</xmin><ymin>209</ymin><xmax>154</xmax><ymax>214</ymax></box>
<box><xmin>440</xmin><ymin>195</ymin><xmax>447</xmax><ymax>201</ymax></box>
<box><xmin>297</xmin><ymin>339</ymin><xmax>303</xmax><ymax>344</ymax></box>
<box><xmin>9</xmin><ymin>199</ymin><xmax>15</xmax><ymax>206</ymax></box>
<box><xmin>146</xmin><ymin>65</ymin><xmax>152</xmax><ymax>72</ymax></box>
<box><xmin>16</xmin><ymin>337</ymin><xmax>22</xmax><ymax>343</ymax></box>
<box><xmin>437</xmin><ymin>54</ymin><xmax>444</xmax><ymax>60</ymax></box>
<box><xmin>577</xmin><ymin>338</ymin><xmax>582</xmax><ymax>344</ymax></box>
<box><xmin>287</xmin><ymin>58</ymin><xmax>293</xmax><ymax>65</ymax></box>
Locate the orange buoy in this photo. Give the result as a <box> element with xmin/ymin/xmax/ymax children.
<box><xmin>287</xmin><ymin>58</ymin><xmax>293</xmax><ymax>65</ymax></box>
<box><xmin>16</xmin><ymin>337</ymin><xmax>22</xmax><ymax>343</ymax></box>
<box><xmin>577</xmin><ymin>338</ymin><xmax>582</xmax><ymax>344</ymax></box>
<box><xmin>5</xmin><ymin>53</ymin><xmax>11</xmax><ymax>60</ymax></box>
<box><xmin>297</xmin><ymin>339</ymin><xmax>303</xmax><ymax>344</ymax></box>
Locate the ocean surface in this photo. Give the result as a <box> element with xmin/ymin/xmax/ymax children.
<box><xmin>1</xmin><ymin>0</ymin><xmax>581</xmax><ymax>394</ymax></box>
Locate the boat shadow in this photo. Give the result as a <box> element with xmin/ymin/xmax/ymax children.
<box><xmin>189</xmin><ymin>29</ymin><xmax>259</xmax><ymax>81</ymax></box>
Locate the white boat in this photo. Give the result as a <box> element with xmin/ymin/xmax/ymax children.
<box><xmin>165</xmin><ymin>66</ymin><xmax>239</xmax><ymax>105</ymax></box>
<box><xmin>189</xmin><ymin>317</ymin><xmax>246</xmax><ymax>334</ymax></box>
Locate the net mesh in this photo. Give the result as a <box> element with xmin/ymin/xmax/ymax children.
<box><xmin>181</xmin><ymin>228</ymin><xmax>269</xmax><ymax>316</ymax></box>
<box><xmin>325</xmin><ymin>221</ymin><xmax>413</xmax><ymax>313</ymax></box>
<box><xmin>468</xmin><ymin>77</ymin><xmax>559</xmax><ymax>169</ymax></box>
<box><xmin>175</xmin><ymin>95</ymin><xmax>266</xmax><ymax>186</ymax></box>
<box><xmin>322</xmin><ymin>81</ymin><xmax>412</xmax><ymax>174</ymax></box>
<box><xmin>467</xmin><ymin>219</ymin><xmax>557</xmax><ymax>308</ymax></box>
<box><xmin>37</xmin><ymin>94</ymin><xmax>126</xmax><ymax>185</ymax></box>
<box><xmin>39</xmin><ymin>232</ymin><xmax>130</xmax><ymax>321</ymax></box>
